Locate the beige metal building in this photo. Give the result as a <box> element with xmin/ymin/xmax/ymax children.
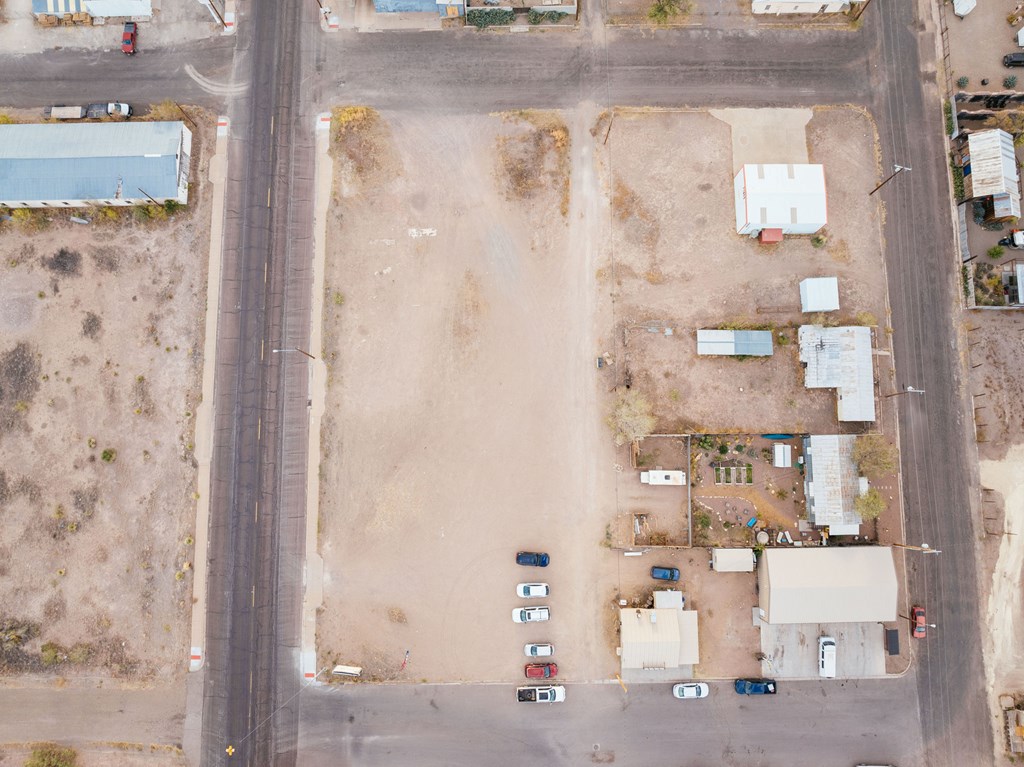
<box><xmin>757</xmin><ymin>547</ymin><xmax>897</xmax><ymax>624</ymax></box>
<box><xmin>618</xmin><ymin>591</ymin><xmax>699</xmax><ymax>669</ymax></box>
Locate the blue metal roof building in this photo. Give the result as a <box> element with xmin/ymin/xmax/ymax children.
<box><xmin>0</xmin><ymin>121</ymin><xmax>191</xmax><ymax>208</ymax></box>
<box><xmin>696</xmin><ymin>329</ymin><xmax>774</xmax><ymax>357</ymax></box>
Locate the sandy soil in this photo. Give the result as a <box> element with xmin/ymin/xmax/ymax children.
<box><xmin>967</xmin><ymin>311</ymin><xmax>1024</xmax><ymax>460</ymax></box>
<box><xmin>0</xmin><ymin>120</ymin><xmax>213</xmax><ymax>682</ymax></box>
<box><xmin>316</xmin><ymin>107</ymin><xmax>618</xmax><ymax>683</ymax></box>
<box><xmin>596</xmin><ymin>107</ymin><xmax>888</xmax><ymax>436</ymax></box>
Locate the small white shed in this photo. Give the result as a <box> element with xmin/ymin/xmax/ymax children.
<box><xmin>772</xmin><ymin>444</ymin><xmax>793</xmax><ymax>467</ymax></box>
<box><xmin>712</xmin><ymin>548</ymin><xmax>756</xmax><ymax>572</ymax></box>
<box><xmin>799</xmin><ymin>277</ymin><xmax>840</xmax><ymax>312</ymax></box>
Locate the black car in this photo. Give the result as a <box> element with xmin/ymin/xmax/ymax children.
<box><xmin>1004</xmin><ymin>53</ymin><xmax>1024</xmax><ymax>67</ymax></box>
<box><xmin>516</xmin><ymin>551</ymin><xmax>550</xmax><ymax>567</ymax></box>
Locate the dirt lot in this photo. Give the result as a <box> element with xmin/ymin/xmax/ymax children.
<box><xmin>0</xmin><ymin>121</ymin><xmax>213</xmax><ymax>682</ymax></box>
<box><xmin>946</xmin><ymin>0</ymin><xmax>1024</xmax><ymax>91</ymax></box>
<box><xmin>595</xmin><ymin>107</ymin><xmax>888</xmax><ymax>437</ymax></box>
<box><xmin>316</xmin><ymin>107</ymin><xmax>622</xmax><ymax>683</ymax></box>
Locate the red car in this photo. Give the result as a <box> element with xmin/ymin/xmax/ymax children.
<box><xmin>121</xmin><ymin>22</ymin><xmax>137</xmax><ymax>55</ymax></box>
<box><xmin>911</xmin><ymin>605</ymin><xmax>927</xmax><ymax>638</ymax></box>
<box><xmin>525</xmin><ymin>663</ymin><xmax>557</xmax><ymax>679</ymax></box>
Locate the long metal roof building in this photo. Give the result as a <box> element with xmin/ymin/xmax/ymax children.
<box><xmin>697</xmin><ymin>329</ymin><xmax>774</xmax><ymax>356</ymax></box>
<box><xmin>0</xmin><ymin>121</ymin><xmax>191</xmax><ymax>208</ymax></box>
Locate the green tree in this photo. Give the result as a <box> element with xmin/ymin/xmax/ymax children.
<box><xmin>854</xmin><ymin>488</ymin><xmax>886</xmax><ymax>520</ymax></box>
<box><xmin>648</xmin><ymin>0</ymin><xmax>688</xmax><ymax>24</ymax></box>
<box><xmin>606</xmin><ymin>387</ymin><xmax>656</xmax><ymax>446</ymax></box>
<box><xmin>852</xmin><ymin>434</ymin><xmax>897</xmax><ymax>477</ymax></box>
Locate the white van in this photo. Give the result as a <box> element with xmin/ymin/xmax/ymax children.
<box><xmin>818</xmin><ymin>636</ymin><xmax>837</xmax><ymax>678</ymax></box>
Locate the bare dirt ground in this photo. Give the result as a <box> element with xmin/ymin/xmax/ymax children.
<box><xmin>316</xmin><ymin>107</ymin><xmax>617</xmax><ymax>683</ymax></box>
<box><xmin>966</xmin><ymin>311</ymin><xmax>1024</xmax><ymax>762</ymax></box>
<box><xmin>0</xmin><ymin>117</ymin><xmax>214</xmax><ymax>683</ymax></box>
<box><xmin>596</xmin><ymin>107</ymin><xmax>888</xmax><ymax>437</ymax></box>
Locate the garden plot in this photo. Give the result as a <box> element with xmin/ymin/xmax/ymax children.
<box><xmin>0</xmin><ymin>128</ymin><xmax>213</xmax><ymax>681</ymax></box>
<box><xmin>595</xmin><ymin>107</ymin><xmax>888</xmax><ymax>436</ymax></box>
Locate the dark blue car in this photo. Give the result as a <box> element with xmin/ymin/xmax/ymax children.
<box><xmin>516</xmin><ymin>551</ymin><xmax>550</xmax><ymax>567</ymax></box>
<box><xmin>734</xmin><ymin>678</ymin><xmax>777</xmax><ymax>695</ymax></box>
<box><xmin>650</xmin><ymin>566</ymin><xmax>680</xmax><ymax>582</ymax></box>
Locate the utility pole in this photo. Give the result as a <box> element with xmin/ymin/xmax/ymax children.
<box><xmin>870</xmin><ymin>164</ymin><xmax>911</xmax><ymax>196</ymax></box>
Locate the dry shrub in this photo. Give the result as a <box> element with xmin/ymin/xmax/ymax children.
<box><xmin>497</xmin><ymin>111</ymin><xmax>571</xmax><ymax>216</ymax></box>
<box><xmin>612</xmin><ymin>178</ymin><xmax>659</xmax><ymax>248</ymax></box>
<box><xmin>331</xmin><ymin>106</ymin><xmax>394</xmax><ymax>181</ymax></box>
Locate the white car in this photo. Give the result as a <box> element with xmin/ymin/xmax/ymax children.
<box><xmin>512</xmin><ymin>606</ymin><xmax>550</xmax><ymax>623</ymax></box>
<box><xmin>672</xmin><ymin>682</ymin><xmax>710</xmax><ymax>700</ymax></box>
<box><xmin>516</xmin><ymin>583</ymin><xmax>550</xmax><ymax>599</ymax></box>
<box><xmin>524</xmin><ymin>643</ymin><xmax>554</xmax><ymax>657</ymax></box>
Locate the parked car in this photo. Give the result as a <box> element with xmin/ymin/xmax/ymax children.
<box><xmin>818</xmin><ymin>636</ymin><xmax>837</xmax><ymax>679</ymax></box>
<box><xmin>1004</xmin><ymin>52</ymin><xmax>1024</xmax><ymax>67</ymax></box>
<box><xmin>734</xmin><ymin>678</ymin><xmax>777</xmax><ymax>695</ymax></box>
<box><xmin>517</xmin><ymin>685</ymin><xmax>565</xmax><ymax>703</ymax></box>
<box><xmin>512</xmin><ymin>606</ymin><xmax>550</xmax><ymax>623</ymax></box>
<box><xmin>516</xmin><ymin>551</ymin><xmax>550</xmax><ymax>567</ymax></box>
<box><xmin>121</xmin><ymin>22</ymin><xmax>137</xmax><ymax>55</ymax></box>
<box><xmin>524</xmin><ymin>643</ymin><xmax>554</xmax><ymax>657</ymax></box>
<box><xmin>911</xmin><ymin>605</ymin><xmax>927</xmax><ymax>638</ymax></box>
<box><xmin>650</xmin><ymin>566</ymin><xmax>680</xmax><ymax>582</ymax></box>
<box><xmin>517</xmin><ymin>583</ymin><xmax>549</xmax><ymax>598</ymax></box>
<box><xmin>525</xmin><ymin>662</ymin><xmax>557</xmax><ymax>679</ymax></box>
<box><xmin>672</xmin><ymin>682</ymin><xmax>709</xmax><ymax>699</ymax></box>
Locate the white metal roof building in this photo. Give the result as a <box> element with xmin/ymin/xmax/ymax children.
<box><xmin>751</xmin><ymin>0</ymin><xmax>849</xmax><ymax>14</ymax></box>
<box><xmin>733</xmin><ymin>164</ymin><xmax>828</xmax><ymax>236</ymax></box>
<box><xmin>0</xmin><ymin>122</ymin><xmax>191</xmax><ymax>208</ymax></box>
<box><xmin>799</xmin><ymin>277</ymin><xmax>840</xmax><ymax>312</ymax></box>
<box><xmin>697</xmin><ymin>329</ymin><xmax>774</xmax><ymax>356</ymax></box>
<box><xmin>32</xmin><ymin>0</ymin><xmax>151</xmax><ymax>17</ymax></box>
<box><xmin>619</xmin><ymin>601</ymin><xmax>699</xmax><ymax>669</ymax></box>
<box><xmin>757</xmin><ymin>547</ymin><xmax>897</xmax><ymax>624</ymax></box>
<box><xmin>802</xmin><ymin>435</ymin><xmax>866</xmax><ymax>532</ymax></box>
<box><xmin>712</xmin><ymin>548</ymin><xmax>756</xmax><ymax>572</ymax></box>
<box><xmin>798</xmin><ymin>325</ymin><xmax>876</xmax><ymax>422</ymax></box>
<box><xmin>962</xmin><ymin>129</ymin><xmax>1021</xmax><ymax>219</ymax></box>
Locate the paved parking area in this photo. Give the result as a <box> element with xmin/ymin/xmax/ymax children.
<box><xmin>759</xmin><ymin>621</ymin><xmax>887</xmax><ymax>679</ymax></box>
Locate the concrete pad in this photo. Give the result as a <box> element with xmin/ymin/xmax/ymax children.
<box><xmin>759</xmin><ymin>621</ymin><xmax>887</xmax><ymax>679</ymax></box>
<box><xmin>710</xmin><ymin>108</ymin><xmax>813</xmax><ymax>174</ymax></box>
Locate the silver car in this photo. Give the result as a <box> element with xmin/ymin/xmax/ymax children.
<box><xmin>524</xmin><ymin>643</ymin><xmax>554</xmax><ymax>657</ymax></box>
<box><xmin>516</xmin><ymin>583</ymin><xmax>550</xmax><ymax>598</ymax></box>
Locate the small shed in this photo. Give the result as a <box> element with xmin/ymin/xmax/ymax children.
<box><xmin>799</xmin><ymin>277</ymin><xmax>840</xmax><ymax>312</ymax></box>
<box><xmin>697</xmin><ymin>329</ymin><xmax>774</xmax><ymax>357</ymax></box>
<box><xmin>772</xmin><ymin>444</ymin><xmax>792</xmax><ymax>467</ymax></box>
<box><xmin>712</xmin><ymin>548</ymin><xmax>756</xmax><ymax>572</ymax></box>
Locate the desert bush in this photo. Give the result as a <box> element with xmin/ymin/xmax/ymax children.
<box><xmin>606</xmin><ymin>387</ymin><xmax>655</xmax><ymax>446</ymax></box>
<box><xmin>26</xmin><ymin>745</ymin><xmax>78</xmax><ymax>767</ymax></box>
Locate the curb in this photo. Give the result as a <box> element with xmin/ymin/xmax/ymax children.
<box><xmin>188</xmin><ymin>115</ymin><xmax>231</xmax><ymax>673</ymax></box>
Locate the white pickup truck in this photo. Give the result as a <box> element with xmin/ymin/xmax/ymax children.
<box><xmin>517</xmin><ymin>685</ymin><xmax>565</xmax><ymax>703</ymax></box>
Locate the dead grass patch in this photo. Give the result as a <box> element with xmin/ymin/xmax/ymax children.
<box><xmin>611</xmin><ymin>178</ymin><xmax>659</xmax><ymax>248</ymax></box>
<box><xmin>496</xmin><ymin>110</ymin><xmax>571</xmax><ymax>216</ymax></box>
<box><xmin>330</xmin><ymin>106</ymin><xmax>397</xmax><ymax>184</ymax></box>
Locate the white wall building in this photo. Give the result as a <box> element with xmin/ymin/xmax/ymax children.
<box><xmin>751</xmin><ymin>0</ymin><xmax>850</xmax><ymax>14</ymax></box>
<box><xmin>734</xmin><ymin>163</ymin><xmax>828</xmax><ymax>237</ymax></box>
<box><xmin>0</xmin><ymin>122</ymin><xmax>191</xmax><ymax>209</ymax></box>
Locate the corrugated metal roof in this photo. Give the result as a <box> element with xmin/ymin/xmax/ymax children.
<box><xmin>712</xmin><ymin>548</ymin><xmax>755</xmax><ymax>572</ymax></box>
<box><xmin>0</xmin><ymin>122</ymin><xmax>184</xmax><ymax>202</ymax></box>
<box><xmin>759</xmin><ymin>547</ymin><xmax>897</xmax><ymax>624</ymax></box>
<box><xmin>619</xmin><ymin>608</ymin><xmax>699</xmax><ymax>669</ymax></box>
<box><xmin>84</xmin><ymin>0</ymin><xmax>152</xmax><ymax>17</ymax></box>
<box><xmin>32</xmin><ymin>0</ymin><xmax>85</xmax><ymax>14</ymax></box>
<box><xmin>799</xmin><ymin>277</ymin><xmax>840</xmax><ymax>312</ymax></box>
<box><xmin>965</xmin><ymin>129</ymin><xmax>1019</xmax><ymax>198</ymax></box>
<box><xmin>803</xmin><ymin>435</ymin><xmax>862</xmax><ymax>528</ymax></box>
<box><xmin>697</xmin><ymin>329</ymin><xmax>774</xmax><ymax>356</ymax></box>
<box><xmin>798</xmin><ymin>325</ymin><xmax>876</xmax><ymax>421</ymax></box>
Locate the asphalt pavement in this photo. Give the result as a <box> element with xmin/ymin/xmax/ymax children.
<box><xmin>0</xmin><ymin>2</ymin><xmax>992</xmax><ymax>766</ymax></box>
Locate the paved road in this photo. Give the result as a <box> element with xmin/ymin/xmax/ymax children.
<box><xmin>0</xmin><ymin>1</ymin><xmax>991</xmax><ymax>766</ymax></box>
<box><xmin>297</xmin><ymin>679</ymin><xmax>925</xmax><ymax>767</ymax></box>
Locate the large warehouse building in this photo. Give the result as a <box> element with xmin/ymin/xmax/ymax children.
<box><xmin>0</xmin><ymin>121</ymin><xmax>192</xmax><ymax>209</ymax></box>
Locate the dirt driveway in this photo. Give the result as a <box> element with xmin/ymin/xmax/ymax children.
<box><xmin>315</xmin><ymin>108</ymin><xmax>622</xmax><ymax>683</ymax></box>
<box><xmin>0</xmin><ymin>124</ymin><xmax>213</xmax><ymax>682</ymax></box>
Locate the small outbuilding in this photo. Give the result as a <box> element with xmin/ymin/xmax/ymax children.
<box><xmin>712</xmin><ymin>548</ymin><xmax>756</xmax><ymax>572</ymax></box>
<box><xmin>618</xmin><ymin>596</ymin><xmax>699</xmax><ymax>670</ymax></box>
<box><xmin>799</xmin><ymin>277</ymin><xmax>840</xmax><ymax>313</ymax></box>
<box><xmin>697</xmin><ymin>329</ymin><xmax>774</xmax><ymax>357</ymax></box>
<box><xmin>757</xmin><ymin>547</ymin><xmax>897</xmax><ymax>625</ymax></box>
<box><xmin>734</xmin><ymin>163</ymin><xmax>828</xmax><ymax>237</ymax></box>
